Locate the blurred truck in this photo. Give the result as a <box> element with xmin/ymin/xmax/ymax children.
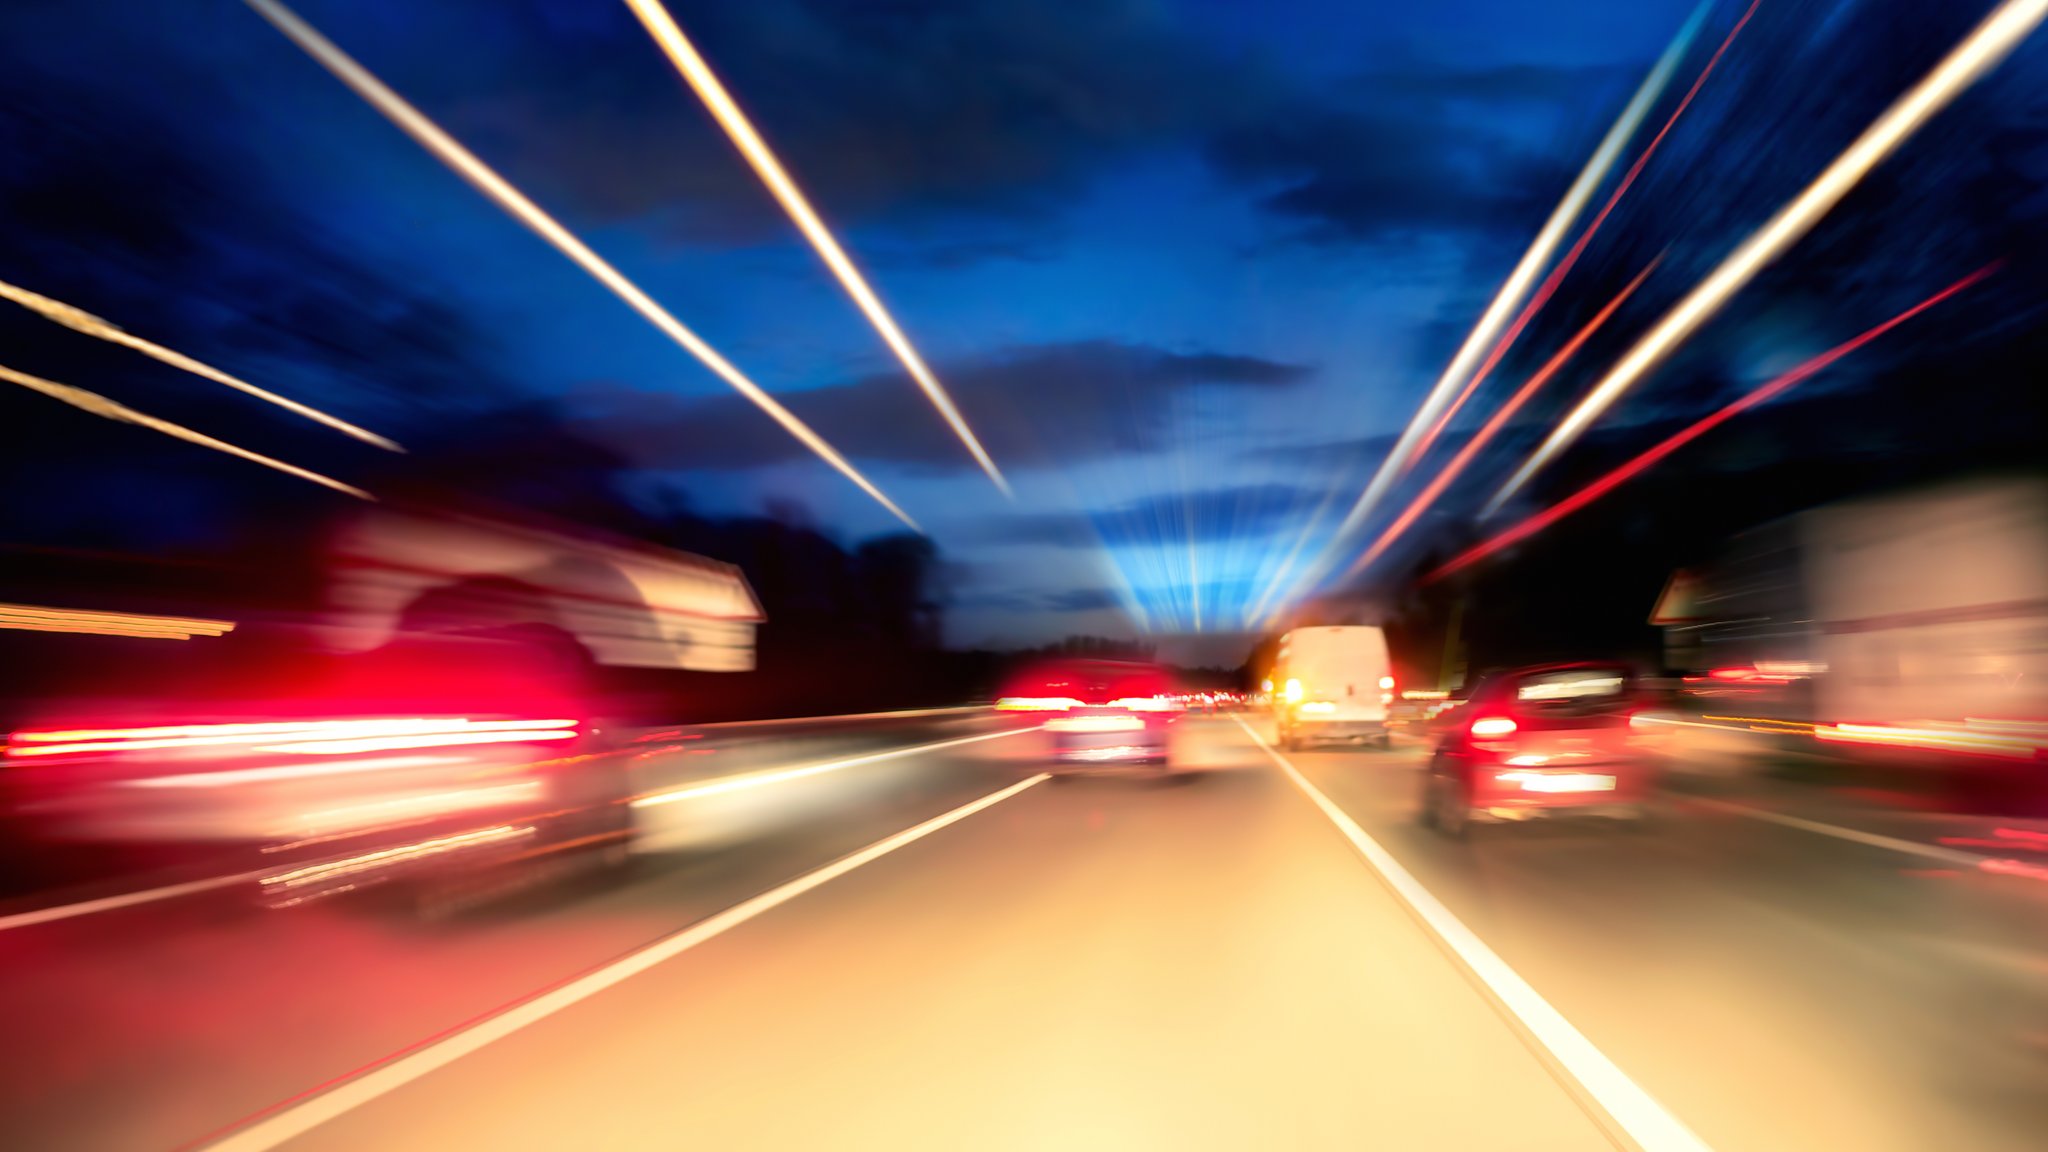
<box><xmin>1658</xmin><ymin>477</ymin><xmax>2048</xmax><ymax>761</ymax></box>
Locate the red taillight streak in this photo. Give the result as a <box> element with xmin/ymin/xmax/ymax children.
<box><xmin>257</xmin><ymin>729</ymin><xmax>580</xmax><ymax>755</ymax></box>
<box><xmin>1347</xmin><ymin>259</ymin><xmax>1656</xmax><ymax>578</ymax></box>
<box><xmin>6</xmin><ymin>718</ymin><xmax>579</xmax><ymax>759</ymax></box>
<box><xmin>1470</xmin><ymin>716</ymin><xmax>1519</xmax><ymax>738</ymax></box>
<box><xmin>1401</xmin><ymin>0</ymin><xmax>1762</xmax><ymax>472</ymax></box>
<box><xmin>1427</xmin><ymin>265</ymin><xmax>1997</xmax><ymax>582</ymax></box>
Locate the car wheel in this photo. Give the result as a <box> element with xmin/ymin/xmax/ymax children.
<box><xmin>1432</xmin><ymin>775</ymin><xmax>1471</xmax><ymax>839</ymax></box>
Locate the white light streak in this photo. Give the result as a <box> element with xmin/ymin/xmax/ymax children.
<box><xmin>1486</xmin><ymin>0</ymin><xmax>2048</xmax><ymax>514</ymax></box>
<box><xmin>1253</xmin><ymin>1</ymin><xmax>1708</xmax><ymax>613</ymax></box>
<box><xmin>0</xmin><ymin>277</ymin><xmax>399</xmax><ymax>450</ymax></box>
<box><xmin>1</xmin><ymin>360</ymin><xmax>371</xmax><ymax>499</ymax></box>
<box><xmin>622</xmin><ymin>0</ymin><xmax>1010</xmax><ymax>498</ymax></box>
<box><xmin>244</xmin><ymin>0</ymin><xmax>921</xmax><ymax>531</ymax></box>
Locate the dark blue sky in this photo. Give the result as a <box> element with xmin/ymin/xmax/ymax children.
<box><xmin>1</xmin><ymin>0</ymin><xmax>2039</xmax><ymax>655</ymax></box>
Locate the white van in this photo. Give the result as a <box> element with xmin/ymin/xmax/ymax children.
<box><xmin>1272</xmin><ymin>626</ymin><xmax>1394</xmax><ymax>750</ymax></box>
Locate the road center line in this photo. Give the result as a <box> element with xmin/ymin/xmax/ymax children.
<box><xmin>198</xmin><ymin>771</ymin><xmax>1049</xmax><ymax>1152</ymax></box>
<box><xmin>1231</xmin><ymin>714</ymin><xmax>1711</xmax><ymax>1152</ymax></box>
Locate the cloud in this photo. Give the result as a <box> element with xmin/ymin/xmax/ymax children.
<box><xmin>383</xmin><ymin>0</ymin><xmax>1257</xmax><ymax>252</ymax></box>
<box><xmin>1041</xmin><ymin>587</ymin><xmax>1124</xmax><ymax>612</ymax></box>
<box><xmin>1351</xmin><ymin>62</ymin><xmax>1636</xmax><ymax>106</ymax></box>
<box><xmin>1206</xmin><ymin>106</ymin><xmax>1573</xmax><ymax>245</ymax></box>
<box><xmin>576</xmin><ymin>339</ymin><xmax>1315</xmax><ymax>472</ymax></box>
<box><xmin>944</xmin><ymin>482</ymin><xmax>1325</xmax><ymax>550</ymax></box>
<box><xmin>1203</xmin><ymin>59</ymin><xmax>1630</xmax><ymax>245</ymax></box>
<box><xmin>346</xmin><ymin>3</ymin><xmax>1625</xmax><ymax>258</ymax></box>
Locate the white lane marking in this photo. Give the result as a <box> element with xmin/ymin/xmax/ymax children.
<box><xmin>1232</xmin><ymin>715</ymin><xmax>1711</xmax><ymax>1152</ymax></box>
<box><xmin>0</xmin><ymin>869</ymin><xmax>271</xmax><ymax>932</ymax></box>
<box><xmin>1687</xmin><ymin>797</ymin><xmax>1986</xmax><ymax>867</ymax></box>
<box><xmin>202</xmin><ymin>772</ymin><xmax>1048</xmax><ymax>1152</ymax></box>
<box><xmin>631</xmin><ymin>725</ymin><xmax>1040</xmax><ymax>807</ymax></box>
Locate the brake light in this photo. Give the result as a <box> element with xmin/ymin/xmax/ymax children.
<box><xmin>1469</xmin><ymin>716</ymin><xmax>1518</xmax><ymax>738</ymax></box>
<box><xmin>1110</xmin><ymin>696</ymin><xmax>1180</xmax><ymax>712</ymax></box>
<box><xmin>1378</xmin><ymin>675</ymin><xmax>1396</xmax><ymax>691</ymax></box>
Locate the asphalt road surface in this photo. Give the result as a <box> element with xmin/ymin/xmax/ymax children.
<box><xmin>3</xmin><ymin>712</ymin><xmax>2045</xmax><ymax>1151</ymax></box>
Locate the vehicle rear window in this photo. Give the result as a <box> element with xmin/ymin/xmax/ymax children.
<box><xmin>1017</xmin><ymin>661</ymin><xmax>1170</xmax><ymax>704</ymax></box>
<box><xmin>1512</xmin><ymin>668</ymin><xmax>1632</xmax><ymax>714</ymax></box>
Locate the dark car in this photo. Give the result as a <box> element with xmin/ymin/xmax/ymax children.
<box><xmin>1420</xmin><ymin>663</ymin><xmax>1655</xmax><ymax>836</ymax></box>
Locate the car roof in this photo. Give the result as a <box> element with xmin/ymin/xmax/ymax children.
<box><xmin>1501</xmin><ymin>660</ymin><xmax>1633</xmax><ymax>677</ymax></box>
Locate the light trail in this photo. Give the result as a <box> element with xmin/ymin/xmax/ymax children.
<box><xmin>0</xmin><ymin>602</ymin><xmax>234</xmax><ymax>641</ymax></box>
<box><xmin>1484</xmin><ymin>0</ymin><xmax>2048</xmax><ymax>515</ymax></box>
<box><xmin>621</xmin><ymin>0</ymin><xmax>1011</xmax><ymax>498</ymax></box>
<box><xmin>244</xmin><ymin>0</ymin><xmax>921</xmax><ymax>531</ymax></box>
<box><xmin>1340</xmin><ymin>259</ymin><xmax>1660</xmax><ymax>581</ymax></box>
<box><xmin>1404</xmin><ymin>0</ymin><xmax>1762</xmax><ymax>471</ymax></box>
<box><xmin>1430</xmin><ymin>264</ymin><xmax>1994</xmax><ymax>580</ymax></box>
<box><xmin>1</xmin><ymin>360</ymin><xmax>371</xmax><ymax>499</ymax></box>
<box><xmin>0</xmin><ymin>277</ymin><xmax>400</xmax><ymax>450</ymax></box>
<box><xmin>1248</xmin><ymin>1</ymin><xmax>1709</xmax><ymax>618</ymax></box>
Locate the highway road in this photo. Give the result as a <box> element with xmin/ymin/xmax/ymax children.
<box><xmin>3</xmin><ymin>712</ymin><xmax>2046</xmax><ymax>1150</ymax></box>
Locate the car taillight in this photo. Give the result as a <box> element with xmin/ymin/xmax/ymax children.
<box><xmin>1469</xmin><ymin>716</ymin><xmax>1518</xmax><ymax>738</ymax></box>
<box><xmin>1378</xmin><ymin>675</ymin><xmax>1396</xmax><ymax>691</ymax></box>
<box><xmin>994</xmin><ymin>697</ymin><xmax>1084</xmax><ymax>712</ymax></box>
<box><xmin>1110</xmin><ymin>696</ymin><xmax>1180</xmax><ymax>712</ymax></box>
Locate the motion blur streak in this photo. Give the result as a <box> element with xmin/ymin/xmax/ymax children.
<box><xmin>1235</xmin><ymin>717</ymin><xmax>1711</xmax><ymax>1152</ymax></box>
<box><xmin>257</xmin><ymin>728</ymin><xmax>579</xmax><ymax>755</ymax></box>
<box><xmin>0</xmin><ymin>602</ymin><xmax>235</xmax><ymax>640</ymax></box>
<box><xmin>1251</xmin><ymin>2</ymin><xmax>1708</xmax><ymax>614</ymax></box>
<box><xmin>1340</xmin><ymin>259</ymin><xmax>1659</xmax><ymax>582</ymax></box>
<box><xmin>1485</xmin><ymin>0</ymin><xmax>2048</xmax><ymax>514</ymax></box>
<box><xmin>0</xmin><ymin>277</ymin><xmax>400</xmax><ymax>450</ymax></box>
<box><xmin>0</xmin><ymin>361</ymin><xmax>371</xmax><ymax>500</ymax></box>
<box><xmin>242</xmin><ymin>0</ymin><xmax>922</xmax><ymax>532</ymax></box>
<box><xmin>262</xmin><ymin>824</ymin><xmax>534</xmax><ymax>894</ymax></box>
<box><xmin>1815</xmin><ymin>720</ymin><xmax>2047</xmax><ymax>759</ymax></box>
<box><xmin>630</xmin><ymin>725</ymin><xmax>1038</xmax><ymax>808</ymax></box>
<box><xmin>7</xmin><ymin>718</ymin><xmax>579</xmax><ymax>758</ymax></box>
<box><xmin>129</xmin><ymin>755</ymin><xmax>465</xmax><ymax>789</ymax></box>
<box><xmin>202</xmin><ymin>774</ymin><xmax>1049</xmax><ymax>1152</ymax></box>
<box><xmin>622</xmin><ymin>0</ymin><xmax>1012</xmax><ymax>498</ymax></box>
<box><xmin>1405</xmin><ymin>0</ymin><xmax>1762</xmax><ymax>469</ymax></box>
<box><xmin>1433</xmin><ymin>265</ymin><xmax>1995</xmax><ymax>580</ymax></box>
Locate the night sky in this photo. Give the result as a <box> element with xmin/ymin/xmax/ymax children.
<box><xmin>2</xmin><ymin>1</ymin><xmax>2041</xmax><ymax>659</ymax></box>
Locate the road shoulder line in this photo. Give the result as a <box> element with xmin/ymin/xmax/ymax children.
<box><xmin>1231</xmin><ymin>714</ymin><xmax>1709</xmax><ymax>1152</ymax></box>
